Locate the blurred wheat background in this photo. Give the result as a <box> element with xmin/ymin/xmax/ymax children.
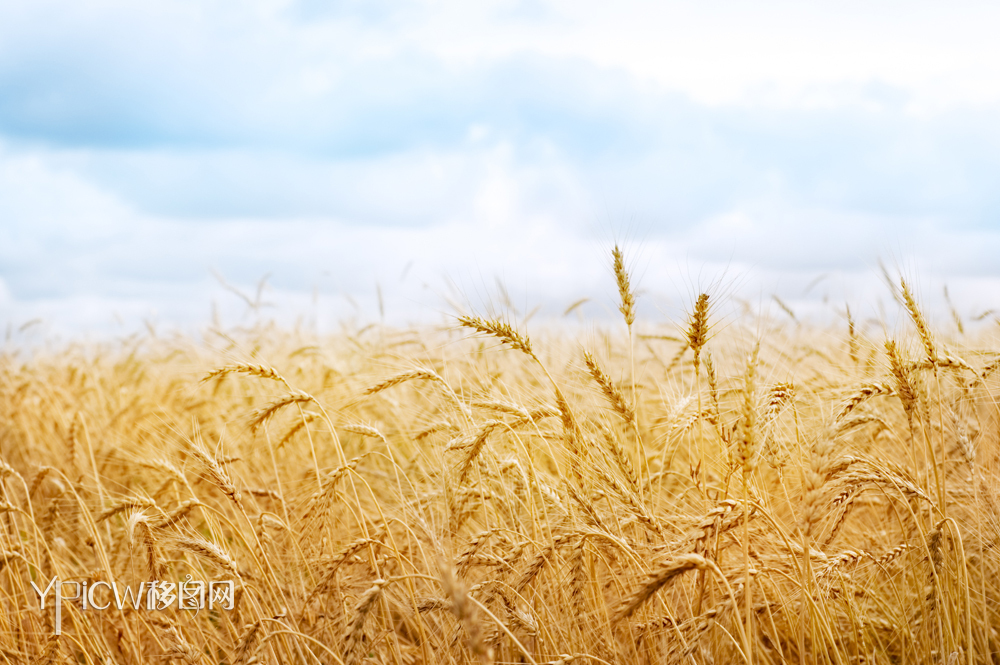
<box><xmin>2</xmin><ymin>246</ymin><xmax>999</xmax><ymax>664</ymax></box>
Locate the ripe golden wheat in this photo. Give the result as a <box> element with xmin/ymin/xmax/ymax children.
<box><xmin>0</xmin><ymin>259</ymin><xmax>997</xmax><ymax>664</ymax></box>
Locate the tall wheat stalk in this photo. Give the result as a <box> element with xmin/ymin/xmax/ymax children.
<box><xmin>611</xmin><ymin>244</ymin><xmax>647</xmax><ymax>501</ymax></box>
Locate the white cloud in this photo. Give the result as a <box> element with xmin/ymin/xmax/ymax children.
<box><xmin>2</xmin><ymin>0</ymin><xmax>1000</xmax><ymax>338</ymax></box>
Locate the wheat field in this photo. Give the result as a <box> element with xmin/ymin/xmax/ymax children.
<box><xmin>2</xmin><ymin>253</ymin><xmax>999</xmax><ymax>664</ymax></box>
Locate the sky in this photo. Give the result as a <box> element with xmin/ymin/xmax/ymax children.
<box><xmin>3</xmin><ymin>0</ymin><xmax>1000</xmax><ymax>340</ymax></box>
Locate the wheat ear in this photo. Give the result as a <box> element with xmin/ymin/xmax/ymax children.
<box><xmin>457</xmin><ymin>315</ymin><xmax>535</xmax><ymax>359</ymax></box>
<box><xmin>614</xmin><ymin>553</ymin><xmax>712</xmax><ymax>622</ymax></box>
<box><xmin>582</xmin><ymin>350</ymin><xmax>634</xmax><ymax>423</ymax></box>
<box><xmin>126</xmin><ymin>510</ymin><xmax>164</xmax><ymax>580</ymax></box>
<box><xmin>343</xmin><ymin>579</ymin><xmax>386</xmax><ymax>665</ymax></box>
<box><xmin>202</xmin><ymin>363</ymin><xmax>291</xmax><ymax>390</ymax></box>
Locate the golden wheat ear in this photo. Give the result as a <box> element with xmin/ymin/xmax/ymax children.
<box><xmin>686</xmin><ymin>293</ymin><xmax>710</xmax><ymax>372</ymax></box>
<box><xmin>456</xmin><ymin>314</ymin><xmax>535</xmax><ymax>359</ymax></box>
<box><xmin>612</xmin><ymin>244</ymin><xmax>636</xmax><ymax>327</ymax></box>
<box><xmin>899</xmin><ymin>278</ymin><xmax>937</xmax><ymax>362</ymax></box>
<box><xmin>582</xmin><ymin>349</ymin><xmax>634</xmax><ymax>423</ymax></box>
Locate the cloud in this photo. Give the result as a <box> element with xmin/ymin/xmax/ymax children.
<box><xmin>3</xmin><ymin>0</ymin><xmax>1000</xmax><ymax>337</ymax></box>
<box><xmin>6</xmin><ymin>68</ymin><xmax>1000</xmax><ymax>228</ymax></box>
<box><xmin>2</xmin><ymin>1</ymin><xmax>1000</xmax><ymax>228</ymax></box>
